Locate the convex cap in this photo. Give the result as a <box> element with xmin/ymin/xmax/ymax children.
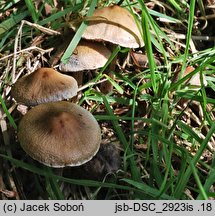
<box><xmin>11</xmin><ymin>68</ymin><xmax>78</xmax><ymax>106</ymax></box>
<box><xmin>80</xmin><ymin>5</ymin><xmax>144</xmax><ymax>48</ymax></box>
<box><xmin>18</xmin><ymin>101</ymin><xmax>101</xmax><ymax>167</ymax></box>
<box><xmin>59</xmin><ymin>40</ymin><xmax>111</xmax><ymax>72</ymax></box>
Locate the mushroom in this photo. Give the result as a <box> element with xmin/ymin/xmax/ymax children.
<box><xmin>130</xmin><ymin>51</ymin><xmax>161</xmax><ymax>69</ymax></box>
<box><xmin>79</xmin><ymin>5</ymin><xmax>144</xmax><ymax>48</ymax></box>
<box><xmin>59</xmin><ymin>40</ymin><xmax>111</xmax><ymax>85</ymax></box>
<box><xmin>17</xmin><ymin>101</ymin><xmax>101</xmax><ymax>167</ymax></box>
<box><xmin>184</xmin><ymin>66</ymin><xmax>207</xmax><ymax>87</ymax></box>
<box><xmin>11</xmin><ymin>67</ymin><xmax>78</xmax><ymax>106</ymax></box>
<box><xmin>59</xmin><ymin>40</ymin><xmax>111</xmax><ymax>72</ymax></box>
<box><xmin>70</xmin><ymin>5</ymin><xmax>144</xmax><ymax>93</ymax></box>
<box><xmin>173</xmin><ymin>66</ymin><xmax>207</xmax><ymax>88</ymax></box>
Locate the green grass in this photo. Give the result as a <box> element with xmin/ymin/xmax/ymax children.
<box><xmin>0</xmin><ymin>0</ymin><xmax>215</xmax><ymax>200</ymax></box>
<box><xmin>61</xmin><ymin>0</ymin><xmax>97</xmax><ymax>63</ymax></box>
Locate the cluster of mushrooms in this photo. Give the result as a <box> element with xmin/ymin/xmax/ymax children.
<box><xmin>11</xmin><ymin>5</ymin><xmax>144</xmax><ymax>169</ymax></box>
<box><xmin>59</xmin><ymin>5</ymin><xmax>144</xmax><ymax>88</ymax></box>
<box><xmin>12</xmin><ymin>67</ymin><xmax>101</xmax><ymax>167</ymax></box>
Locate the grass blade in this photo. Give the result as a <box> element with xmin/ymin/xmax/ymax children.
<box><xmin>61</xmin><ymin>0</ymin><xmax>97</xmax><ymax>63</ymax></box>
<box><xmin>0</xmin><ymin>153</ymin><xmax>144</xmax><ymax>193</ymax></box>
<box><xmin>189</xmin><ymin>159</ymin><xmax>208</xmax><ymax>200</ymax></box>
<box><xmin>0</xmin><ymin>11</ymin><xmax>29</xmax><ymax>35</ymax></box>
<box><xmin>0</xmin><ymin>94</ymin><xmax>17</xmax><ymax>130</ymax></box>
<box><xmin>38</xmin><ymin>4</ymin><xmax>83</xmax><ymax>26</ymax></box>
<box><xmin>24</xmin><ymin>0</ymin><xmax>39</xmax><ymax>22</ymax></box>
<box><xmin>174</xmin><ymin>122</ymin><xmax>215</xmax><ymax>198</ymax></box>
<box><xmin>102</xmin><ymin>96</ymin><xmax>141</xmax><ymax>182</ymax></box>
<box><xmin>121</xmin><ymin>178</ymin><xmax>175</xmax><ymax>200</ymax></box>
<box><xmin>141</xmin><ymin>10</ymin><xmax>157</xmax><ymax>94</ymax></box>
<box><xmin>176</xmin><ymin>0</ymin><xmax>196</xmax><ymax>90</ymax></box>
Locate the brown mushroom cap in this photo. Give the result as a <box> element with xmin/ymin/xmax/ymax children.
<box><xmin>184</xmin><ymin>66</ymin><xmax>204</xmax><ymax>87</ymax></box>
<box><xmin>11</xmin><ymin>68</ymin><xmax>78</xmax><ymax>106</ymax></box>
<box><xmin>80</xmin><ymin>5</ymin><xmax>144</xmax><ymax>48</ymax></box>
<box><xmin>173</xmin><ymin>66</ymin><xmax>207</xmax><ymax>87</ymax></box>
<box><xmin>59</xmin><ymin>40</ymin><xmax>111</xmax><ymax>72</ymax></box>
<box><xmin>18</xmin><ymin>101</ymin><xmax>101</xmax><ymax>167</ymax></box>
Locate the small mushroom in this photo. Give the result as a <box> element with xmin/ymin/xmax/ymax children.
<box><xmin>59</xmin><ymin>40</ymin><xmax>111</xmax><ymax>72</ymax></box>
<box><xmin>184</xmin><ymin>66</ymin><xmax>207</xmax><ymax>87</ymax></box>
<box><xmin>72</xmin><ymin>5</ymin><xmax>144</xmax><ymax>93</ymax></box>
<box><xmin>80</xmin><ymin>5</ymin><xmax>144</xmax><ymax>48</ymax></box>
<box><xmin>11</xmin><ymin>67</ymin><xmax>78</xmax><ymax>106</ymax></box>
<box><xmin>18</xmin><ymin>101</ymin><xmax>101</xmax><ymax>167</ymax></box>
<box><xmin>173</xmin><ymin>66</ymin><xmax>207</xmax><ymax>87</ymax></box>
<box><xmin>59</xmin><ymin>40</ymin><xmax>111</xmax><ymax>85</ymax></box>
<box><xmin>130</xmin><ymin>51</ymin><xmax>161</xmax><ymax>69</ymax></box>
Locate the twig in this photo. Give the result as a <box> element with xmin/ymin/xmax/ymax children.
<box><xmin>11</xmin><ymin>20</ymin><xmax>61</xmax><ymax>83</ymax></box>
<box><xmin>21</xmin><ymin>20</ymin><xmax>61</xmax><ymax>35</ymax></box>
<box><xmin>167</xmin><ymin>32</ymin><xmax>215</xmax><ymax>41</ymax></box>
<box><xmin>77</xmin><ymin>78</ymin><xmax>108</xmax><ymax>92</ymax></box>
<box><xmin>0</xmin><ymin>46</ymin><xmax>54</xmax><ymax>61</ymax></box>
<box><xmin>198</xmin><ymin>14</ymin><xmax>215</xmax><ymax>20</ymax></box>
<box><xmin>12</xmin><ymin>21</ymin><xmax>24</xmax><ymax>83</ymax></box>
<box><xmin>0</xmin><ymin>109</ymin><xmax>10</xmax><ymax>149</ymax></box>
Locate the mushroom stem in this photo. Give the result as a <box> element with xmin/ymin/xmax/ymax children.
<box><xmin>72</xmin><ymin>71</ymin><xmax>83</xmax><ymax>86</ymax></box>
<box><xmin>100</xmin><ymin>62</ymin><xmax>116</xmax><ymax>94</ymax></box>
<box><xmin>100</xmin><ymin>44</ymin><xmax>117</xmax><ymax>94</ymax></box>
